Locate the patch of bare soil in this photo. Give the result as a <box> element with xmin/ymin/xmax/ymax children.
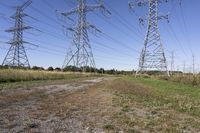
<box><xmin>0</xmin><ymin>77</ymin><xmax>116</xmax><ymax>133</ymax></box>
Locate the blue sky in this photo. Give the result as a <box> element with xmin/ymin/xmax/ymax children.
<box><xmin>0</xmin><ymin>0</ymin><xmax>200</xmax><ymax>72</ymax></box>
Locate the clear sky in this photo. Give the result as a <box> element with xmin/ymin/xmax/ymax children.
<box><xmin>0</xmin><ymin>0</ymin><xmax>200</xmax><ymax>72</ymax></box>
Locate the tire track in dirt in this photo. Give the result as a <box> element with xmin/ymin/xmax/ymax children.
<box><xmin>0</xmin><ymin>77</ymin><xmax>115</xmax><ymax>133</ymax></box>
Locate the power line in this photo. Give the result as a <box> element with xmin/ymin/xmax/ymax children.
<box><xmin>93</xmin><ymin>12</ymin><xmax>142</xmax><ymax>43</ymax></box>
<box><xmin>100</xmin><ymin>32</ymin><xmax>140</xmax><ymax>53</ymax></box>
<box><xmin>26</xmin><ymin>34</ymin><xmax>136</xmax><ymax>59</ymax></box>
<box><xmin>103</xmin><ymin>0</ymin><xmax>144</xmax><ymax>39</ymax></box>
<box><xmin>29</xmin><ymin>5</ymin><xmax>57</xmax><ymax>24</ymax></box>
<box><xmin>167</xmin><ymin>23</ymin><xmax>189</xmax><ymax>58</ymax></box>
<box><xmin>172</xmin><ymin>2</ymin><xmax>193</xmax><ymax>55</ymax></box>
<box><xmin>0</xmin><ymin>1</ymin><xmax>68</xmax><ymax>43</ymax></box>
<box><xmin>179</xmin><ymin>3</ymin><xmax>193</xmax><ymax>54</ymax></box>
<box><xmin>0</xmin><ymin>1</ymin><xmax>12</xmax><ymax>8</ymax></box>
<box><xmin>91</xmin><ymin>39</ymin><xmax>135</xmax><ymax>57</ymax></box>
<box><xmin>42</xmin><ymin>0</ymin><xmax>56</xmax><ymax>10</ymax></box>
<box><xmin>26</xmin><ymin>0</ymin><xmax>140</xmax><ymax>58</ymax></box>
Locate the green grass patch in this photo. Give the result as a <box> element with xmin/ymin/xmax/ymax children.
<box><xmin>105</xmin><ymin>77</ymin><xmax>200</xmax><ymax>132</ymax></box>
<box><xmin>130</xmin><ymin>77</ymin><xmax>200</xmax><ymax>116</ymax></box>
<box><xmin>127</xmin><ymin>76</ymin><xmax>200</xmax><ymax>98</ymax></box>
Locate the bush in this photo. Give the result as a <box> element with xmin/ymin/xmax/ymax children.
<box><xmin>158</xmin><ymin>75</ymin><xmax>169</xmax><ymax>81</ymax></box>
<box><xmin>192</xmin><ymin>76</ymin><xmax>198</xmax><ymax>86</ymax></box>
<box><xmin>32</xmin><ymin>66</ymin><xmax>44</xmax><ymax>70</ymax></box>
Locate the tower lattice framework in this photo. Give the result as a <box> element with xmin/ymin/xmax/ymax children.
<box><xmin>130</xmin><ymin>0</ymin><xmax>170</xmax><ymax>76</ymax></box>
<box><xmin>2</xmin><ymin>0</ymin><xmax>32</xmax><ymax>68</ymax></box>
<box><xmin>61</xmin><ymin>0</ymin><xmax>110</xmax><ymax>70</ymax></box>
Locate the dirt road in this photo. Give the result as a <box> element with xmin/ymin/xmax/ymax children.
<box><xmin>0</xmin><ymin>77</ymin><xmax>115</xmax><ymax>133</ymax></box>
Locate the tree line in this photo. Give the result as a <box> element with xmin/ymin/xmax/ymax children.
<box><xmin>0</xmin><ymin>65</ymin><xmax>185</xmax><ymax>75</ymax></box>
<box><xmin>0</xmin><ymin>65</ymin><xmax>134</xmax><ymax>75</ymax></box>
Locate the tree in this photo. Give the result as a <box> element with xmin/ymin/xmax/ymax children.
<box><xmin>32</xmin><ymin>66</ymin><xmax>44</xmax><ymax>70</ymax></box>
<box><xmin>47</xmin><ymin>66</ymin><xmax>54</xmax><ymax>71</ymax></box>
<box><xmin>99</xmin><ymin>68</ymin><xmax>105</xmax><ymax>74</ymax></box>
<box><xmin>55</xmin><ymin>67</ymin><xmax>61</xmax><ymax>71</ymax></box>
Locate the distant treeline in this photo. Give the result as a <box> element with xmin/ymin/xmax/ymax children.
<box><xmin>0</xmin><ymin>65</ymin><xmax>186</xmax><ymax>75</ymax></box>
<box><xmin>0</xmin><ymin>65</ymin><xmax>133</xmax><ymax>75</ymax></box>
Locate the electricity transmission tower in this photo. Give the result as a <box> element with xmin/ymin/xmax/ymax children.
<box><xmin>2</xmin><ymin>0</ymin><xmax>32</xmax><ymax>68</ymax></box>
<box><xmin>60</xmin><ymin>0</ymin><xmax>110</xmax><ymax>71</ymax></box>
<box><xmin>129</xmin><ymin>0</ymin><xmax>180</xmax><ymax>76</ymax></box>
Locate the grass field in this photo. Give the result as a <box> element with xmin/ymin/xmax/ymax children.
<box><xmin>0</xmin><ymin>69</ymin><xmax>103</xmax><ymax>90</ymax></box>
<box><xmin>104</xmin><ymin>77</ymin><xmax>200</xmax><ymax>132</ymax></box>
<box><xmin>0</xmin><ymin>69</ymin><xmax>99</xmax><ymax>83</ymax></box>
<box><xmin>1</xmin><ymin>73</ymin><xmax>200</xmax><ymax>132</ymax></box>
<box><xmin>157</xmin><ymin>74</ymin><xmax>200</xmax><ymax>86</ymax></box>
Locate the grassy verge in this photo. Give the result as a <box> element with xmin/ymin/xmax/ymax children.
<box><xmin>0</xmin><ymin>69</ymin><xmax>105</xmax><ymax>90</ymax></box>
<box><xmin>103</xmin><ymin>77</ymin><xmax>200</xmax><ymax>132</ymax></box>
<box><xmin>0</xmin><ymin>76</ymin><xmax>99</xmax><ymax>90</ymax></box>
<box><xmin>124</xmin><ymin>76</ymin><xmax>200</xmax><ymax>117</ymax></box>
<box><xmin>0</xmin><ymin>69</ymin><xmax>101</xmax><ymax>83</ymax></box>
<box><xmin>128</xmin><ymin>76</ymin><xmax>200</xmax><ymax>99</ymax></box>
<box><xmin>155</xmin><ymin>74</ymin><xmax>200</xmax><ymax>86</ymax></box>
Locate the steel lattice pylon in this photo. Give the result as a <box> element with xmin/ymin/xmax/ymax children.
<box><xmin>2</xmin><ymin>0</ymin><xmax>32</xmax><ymax>68</ymax></box>
<box><xmin>60</xmin><ymin>0</ymin><xmax>110</xmax><ymax>71</ymax></box>
<box><xmin>63</xmin><ymin>0</ymin><xmax>95</xmax><ymax>70</ymax></box>
<box><xmin>130</xmin><ymin>0</ymin><xmax>170</xmax><ymax>76</ymax></box>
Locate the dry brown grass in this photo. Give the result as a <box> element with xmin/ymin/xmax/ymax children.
<box><xmin>0</xmin><ymin>78</ymin><xmax>117</xmax><ymax>132</ymax></box>
<box><xmin>1</xmin><ymin>77</ymin><xmax>200</xmax><ymax>132</ymax></box>
<box><xmin>0</xmin><ymin>69</ymin><xmax>96</xmax><ymax>83</ymax></box>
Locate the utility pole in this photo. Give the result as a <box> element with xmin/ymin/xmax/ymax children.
<box><xmin>2</xmin><ymin>0</ymin><xmax>32</xmax><ymax>68</ymax></box>
<box><xmin>60</xmin><ymin>0</ymin><xmax>110</xmax><ymax>71</ymax></box>
<box><xmin>170</xmin><ymin>51</ymin><xmax>174</xmax><ymax>75</ymax></box>
<box><xmin>192</xmin><ymin>54</ymin><xmax>195</xmax><ymax>75</ymax></box>
<box><xmin>183</xmin><ymin>61</ymin><xmax>186</xmax><ymax>74</ymax></box>
<box><xmin>177</xmin><ymin>65</ymin><xmax>179</xmax><ymax>72</ymax></box>
<box><xmin>129</xmin><ymin>0</ymin><xmax>181</xmax><ymax>76</ymax></box>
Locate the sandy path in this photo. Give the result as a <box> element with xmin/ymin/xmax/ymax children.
<box><xmin>0</xmin><ymin>77</ymin><xmax>114</xmax><ymax>133</ymax></box>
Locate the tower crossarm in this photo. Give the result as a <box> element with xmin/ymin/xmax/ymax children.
<box><xmin>87</xmin><ymin>23</ymin><xmax>101</xmax><ymax>33</ymax></box>
<box><xmin>139</xmin><ymin>13</ymin><xmax>169</xmax><ymax>25</ymax></box>
<box><xmin>129</xmin><ymin>0</ymin><xmax>172</xmax><ymax>10</ymax></box>
<box><xmin>86</xmin><ymin>1</ymin><xmax>111</xmax><ymax>16</ymax></box>
<box><xmin>61</xmin><ymin>8</ymin><xmax>79</xmax><ymax>17</ymax></box>
<box><xmin>19</xmin><ymin>0</ymin><xmax>32</xmax><ymax>11</ymax></box>
<box><xmin>158</xmin><ymin>13</ymin><xmax>169</xmax><ymax>21</ymax></box>
<box><xmin>5</xmin><ymin>25</ymin><xmax>31</xmax><ymax>32</ymax></box>
<box><xmin>61</xmin><ymin>0</ymin><xmax>110</xmax><ymax>17</ymax></box>
<box><xmin>129</xmin><ymin>0</ymin><xmax>149</xmax><ymax>11</ymax></box>
<box><xmin>11</xmin><ymin>13</ymin><xmax>28</xmax><ymax>19</ymax></box>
